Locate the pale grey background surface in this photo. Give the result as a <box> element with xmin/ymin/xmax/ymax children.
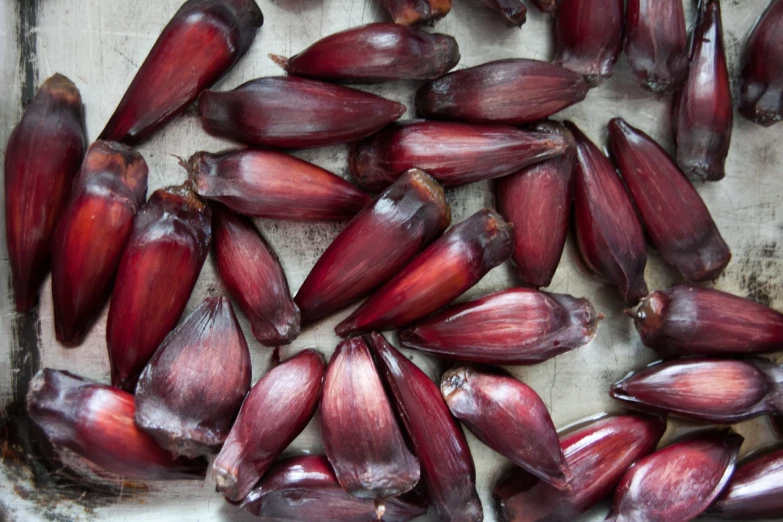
<box><xmin>0</xmin><ymin>0</ymin><xmax>781</xmax><ymax>520</ymax></box>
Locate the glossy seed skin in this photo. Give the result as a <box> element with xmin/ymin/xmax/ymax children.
<box><xmin>740</xmin><ymin>0</ymin><xmax>783</xmax><ymax>126</ymax></box>
<box><xmin>336</xmin><ymin>209</ymin><xmax>513</xmax><ymax>337</ymax></box>
<box><xmin>496</xmin><ymin>121</ymin><xmax>574</xmax><ymax>288</ymax></box>
<box><xmin>100</xmin><ymin>0</ymin><xmax>263</xmax><ymax>145</ymax></box>
<box><xmin>186</xmin><ymin>149</ymin><xmax>370</xmax><ymax>221</ymax></box>
<box><xmin>476</xmin><ymin>0</ymin><xmax>526</xmax><ymax>26</ymax></box>
<box><xmin>611</xmin><ymin>357</ymin><xmax>783</xmax><ymax>423</ymax></box>
<box><xmin>106</xmin><ymin>184</ymin><xmax>211</xmax><ymax>391</ymax></box>
<box><xmin>606</xmin><ymin>432</ymin><xmax>742</xmax><ymax>522</ymax></box>
<box><xmin>553</xmin><ymin>0</ymin><xmax>624</xmax><ymax>85</ymax></box>
<box><xmin>400</xmin><ymin>288</ymin><xmax>599</xmax><ymax>365</ymax></box>
<box><xmin>380</xmin><ymin>0</ymin><xmax>452</xmax><ymax>26</ymax></box>
<box><xmin>27</xmin><ymin>369</ymin><xmax>207</xmax><ymax>480</ymax></box>
<box><xmin>494</xmin><ymin>414</ymin><xmax>665</xmax><ymax>522</ymax></box>
<box><xmin>198</xmin><ymin>76</ymin><xmax>406</xmax><ymax>149</ymax></box>
<box><xmin>5</xmin><ymin>74</ymin><xmax>86</xmax><ymax>312</ymax></box>
<box><xmin>567</xmin><ymin>121</ymin><xmax>648</xmax><ymax>305</ymax></box>
<box><xmin>242</xmin><ymin>455</ymin><xmax>428</xmax><ymax>521</ymax></box>
<box><xmin>212</xmin><ymin>205</ymin><xmax>300</xmax><ymax>345</ymax></box>
<box><xmin>350</xmin><ymin>121</ymin><xmax>568</xmax><ymax>192</ymax></box>
<box><xmin>607</xmin><ymin>118</ymin><xmax>731</xmax><ymax>282</ymax></box>
<box><xmin>214</xmin><ymin>349</ymin><xmax>324</xmax><ymax>502</ymax></box>
<box><xmin>321</xmin><ymin>337</ymin><xmax>420</xmax><ymax>499</ymax></box>
<box><xmin>673</xmin><ymin>0</ymin><xmax>732</xmax><ymax>182</ymax></box>
<box><xmin>624</xmin><ymin>0</ymin><xmax>688</xmax><ymax>92</ymax></box>
<box><xmin>135</xmin><ymin>297</ymin><xmax>251</xmax><ymax>458</ymax></box>
<box><xmin>415</xmin><ymin>59</ymin><xmax>588</xmax><ymax>125</ymax></box>
<box><xmin>710</xmin><ymin>447</ymin><xmax>783</xmax><ymax>519</ymax></box>
<box><xmin>441</xmin><ymin>367</ymin><xmax>569</xmax><ymax>488</ymax></box>
<box><xmin>369</xmin><ymin>333</ymin><xmax>484</xmax><ymax>522</ymax></box>
<box><xmin>296</xmin><ymin>169</ymin><xmax>450</xmax><ymax>325</ymax></box>
<box><xmin>51</xmin><ymin>141</ymin><xmax>148</xmax><ymax>346</ymax></box>
<box><xmin>631</xmin><ymin>286</ymin><xmax>783</xmax><ymax>357</ymax></box>
<box><xmin>274</xmin><ymin>23</ymin><xmax>460</xmax><ymax>82</ymax></box>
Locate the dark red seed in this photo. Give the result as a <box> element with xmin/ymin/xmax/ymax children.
<box><xmin>106</xmin><ymin>183</ymin><xmax>211</xmax><ymax>391</ymax></box>
<box><xmin>630</xmin><ymin>286</ymin><xmax>783</xmax><ymax>357</ymax></box>
<box><xmin>379</xmin><ymin>0</ymin><xmax>452</xmax><ymax>26</ymax></box>
<box><xmin>369</xmin><ymin>333</ymin><xmax>483</xmax><ymax>522</ymax></box>
<box><xmin>624</xmin><ymin>0</ymin><xmax>688</xmax><ymax>92</ymax></box>
<box><xmin>295</xmin><ymin>169</ymin><xmax>450</xmax><ymax>325</ymax></box>
<box><xmin>212</xmin><ymin>205</ymin><xmax>300</xmax><ymax>346</ymax></box>
<box><xmin>710</xmin><ymin>446</ymin><xmax>783</xmax><ymax>519</ymax></box>
<box><xmin>496</xmin><ymin>121</ymin><xmax>575</xmax><ymax>288</ymax></box>
<box><xmin>321</xmin><ymin>337</ymin><xmax>420</xmax><ymax>499</ymax></box>
<box><xmin>272</xmin><ymin>23</ymin><xmax>460</xmax><ymax>82</ymax></box>
<box><xmin>740</xmin><ymin>0</ymin><xmax>783</xmax><ymax>126</ymax></box>
<box><xmin>198</xmin><ymin>76</ymin><xmax>406</xmax><ymax>149</ymax></box>
<box><xmin>607</xmin><ymin>118</ymin><xmax>731</xmax><ymax>282</ymax></box>
<box><xmin>5</xmin><ymin>74</ymin><xmax>86</xmax><ymax>312</ymax></box>
<box><xmin>336</xmin><ymin>208</ymin><xmax>513</xmax><ymax>337</ymax></box>
<box><xmin>475</xmin><ymin>0</ymin><xmax>526</xmax><ymax>27</ymax></box>
<box><xmin>567</xmin><ymin>121</ymin><xmax>648</xmax><ymax>305</ymax></box>
<box><xmin>213</xmin><ymin>349</ymin><xmax>324</xmax><ymax>502</ymax></box>
<box><xmin>530</xmin><ymin>0</ymin><xmax>558</xmax><ymax>13</ymax></box>
<box><xmin>99</xmin><ymin>0</ymin><xmax>263</xmax><ymax>145</ymax></box>
<box><xmin>350</xmin><ymin>121</ymin><xmax>568</xmax><ymax>192</ymax></box>
<box><xmin>242</xmin><ymin>455</ymin><xmax>428</xmax><ymax>521</ymax></box>
<box><xmin>672</xmin><ymin>0</ymin><xmax>733</xmax><ymax>182</ymax></box>
<box><xmin>441</xmin><ymin>366</ymin><xmax>569</xmax><ymax>488</ymax></box>
<box><xmin>415</xmin><ymin>59</ymin><xmax>588</xmax><ymax>125</ymax></box>
<box><xmin>51</xmin><ymin>141</ymin><xmax>148</xmax><ymax>346</ymax></box>
<box><xmin>135</xmin><ymin>296</ymin><xmax>251</xmax><ymax>458</ymax></box>
<box><xmin>494</xmin><ymin>414</ymin><xmax>665</xmax><ymax>522</ymax></box>
<box><xmin>606</xmin><ymin>432</ymin><xmax>742</xmax><ymax>522</ymax></box>
<box><xmin>553</xmin><ymin>0</ymin><xmax>624</xmax><ymax>85</ymax></box>
<box><xmin>610</xmin><ymin>357</ymin><xmax>783</xmax><ymax>423</ymax></box>
<box><xmin>27</xmin><ymin>369</ymin><xmax>207</xmax><ymax>480</ymax></box>
<box><xmin>399</xmin><ymin>288</ymin><xmax>600</xmax><ymax>365</ymax></box>
<box><xmin>185</xmin><ymin>149</ymin><xmax>370</xmax><ymax>221</ymax></box>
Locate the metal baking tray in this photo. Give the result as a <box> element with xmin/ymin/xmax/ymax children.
<box><xmin>1</xmin><ymin>0</ymin><xmax>781</xmax><ymax>520</ymax></box>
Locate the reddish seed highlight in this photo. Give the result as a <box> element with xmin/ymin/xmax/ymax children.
<box><xmin>186</xmin><ymin>149</ymin><xmax>370</xmax><ymax>221</ymax></box>
<box><xmin>399</xmin><ymin>288</ymin><xmax>600</xmax><ymax>365</ymax></box>
<box><xmin>415</xmin><ymin>59</ymin><xmax>589</xmax><ymax>125</ymax></box>
<box><xmin>607</xmin><ymin>118</ymin><xmax>731</xmax><ymax>282</ymax></box>
<box><xmin>630</xmin><ymin>286</ymin><xmax>783</xmax><ymax>357</ymax></box>
<box><xmin>5</xmin><ymin>74</ymin><xmax>86</xmax><ymax>312</ymax></box>
<box><xmin>606</xmin><ymin>432</ymin><xmax>742</xmax><ymax>522</ymax></box>
<box><xmin>335</xmin><ymin>208</ymin><xmax>513</xmax><ymax>337</ymax></box>
<box><xmin>100</xmin><ymin>0</ymin><xmax>263</xmax><ymax>145</ymax></box>
<box><xmin>610</xmin><ymin>357</ymin><xmax>783</xmax><ymax>423</ymax></box>
<box><xmin>496</xmin><ymin>120</ymin><xmax>575</xmax><ymax>288</ymax></box>
<box><xmin>106</xmin><ymin>183</ymin><xmax>211</xmax><ymax>391</ymax></box>
<box><xmin>567</xmin><ymin>121</ymin><xmax>648</xmax><ymax>305</ymax></box>
<box><xmin>274</xmin><ymin>23</ymin><xmax>460</xmax><ymax>82</ymax></box>
<box><xmin>553</xmin><ymin>0</ymin><xmax>624</xmax><ymax>85</ymax></box>
<box><xmin>295</xmin><ymin>169</ymin><xmax>450</xmax><ymax>325</ymax></box>
<box><xmin>320</xmin><ymin>337</ymin><xmax>420</xmax><ymax>499</ymax></box>
<box><xmin>27</xmin><ymin>369</ymin><xmax>207</xmax><ymax>481</ymax></box>
<box><xmin>672</xmin><ymin>0</ymin><xmax>733</xmax><ymax>182</ymax></box>
<box><xmin>135</xmin><ymin>296</ymin><xmax>252</xmax><ymax>458</ymax></box>
<box><xmin>494</xmin><ymin>414</ymin><xmax>665</xmax><ymax>522</ymax></box>
<box><xmin>198</xmin><ymin>76</ymin><xmax>406</xmax><ymax>149</ymax></box>
<box><xmin>52</xmin><ymin>141</ymin><xmax>148</xmax><ymax>346</ymax></box>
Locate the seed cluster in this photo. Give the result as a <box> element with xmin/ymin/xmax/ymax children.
<box><xmin>7</xmin><ymin>0</ymin><xmax>783</xmax><ymax>521</ymax></box>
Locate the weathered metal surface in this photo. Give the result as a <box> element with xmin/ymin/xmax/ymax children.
<box><xmin>0</xmin><ymin>0</ymin><xmax>781</xmax><ymax>520</ymax></box>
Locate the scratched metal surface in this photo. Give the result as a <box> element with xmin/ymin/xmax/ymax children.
<box><xmin>1</xmin><ymin>0</ymin><xmax>782</xmax><ymax>520</ymax></box>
